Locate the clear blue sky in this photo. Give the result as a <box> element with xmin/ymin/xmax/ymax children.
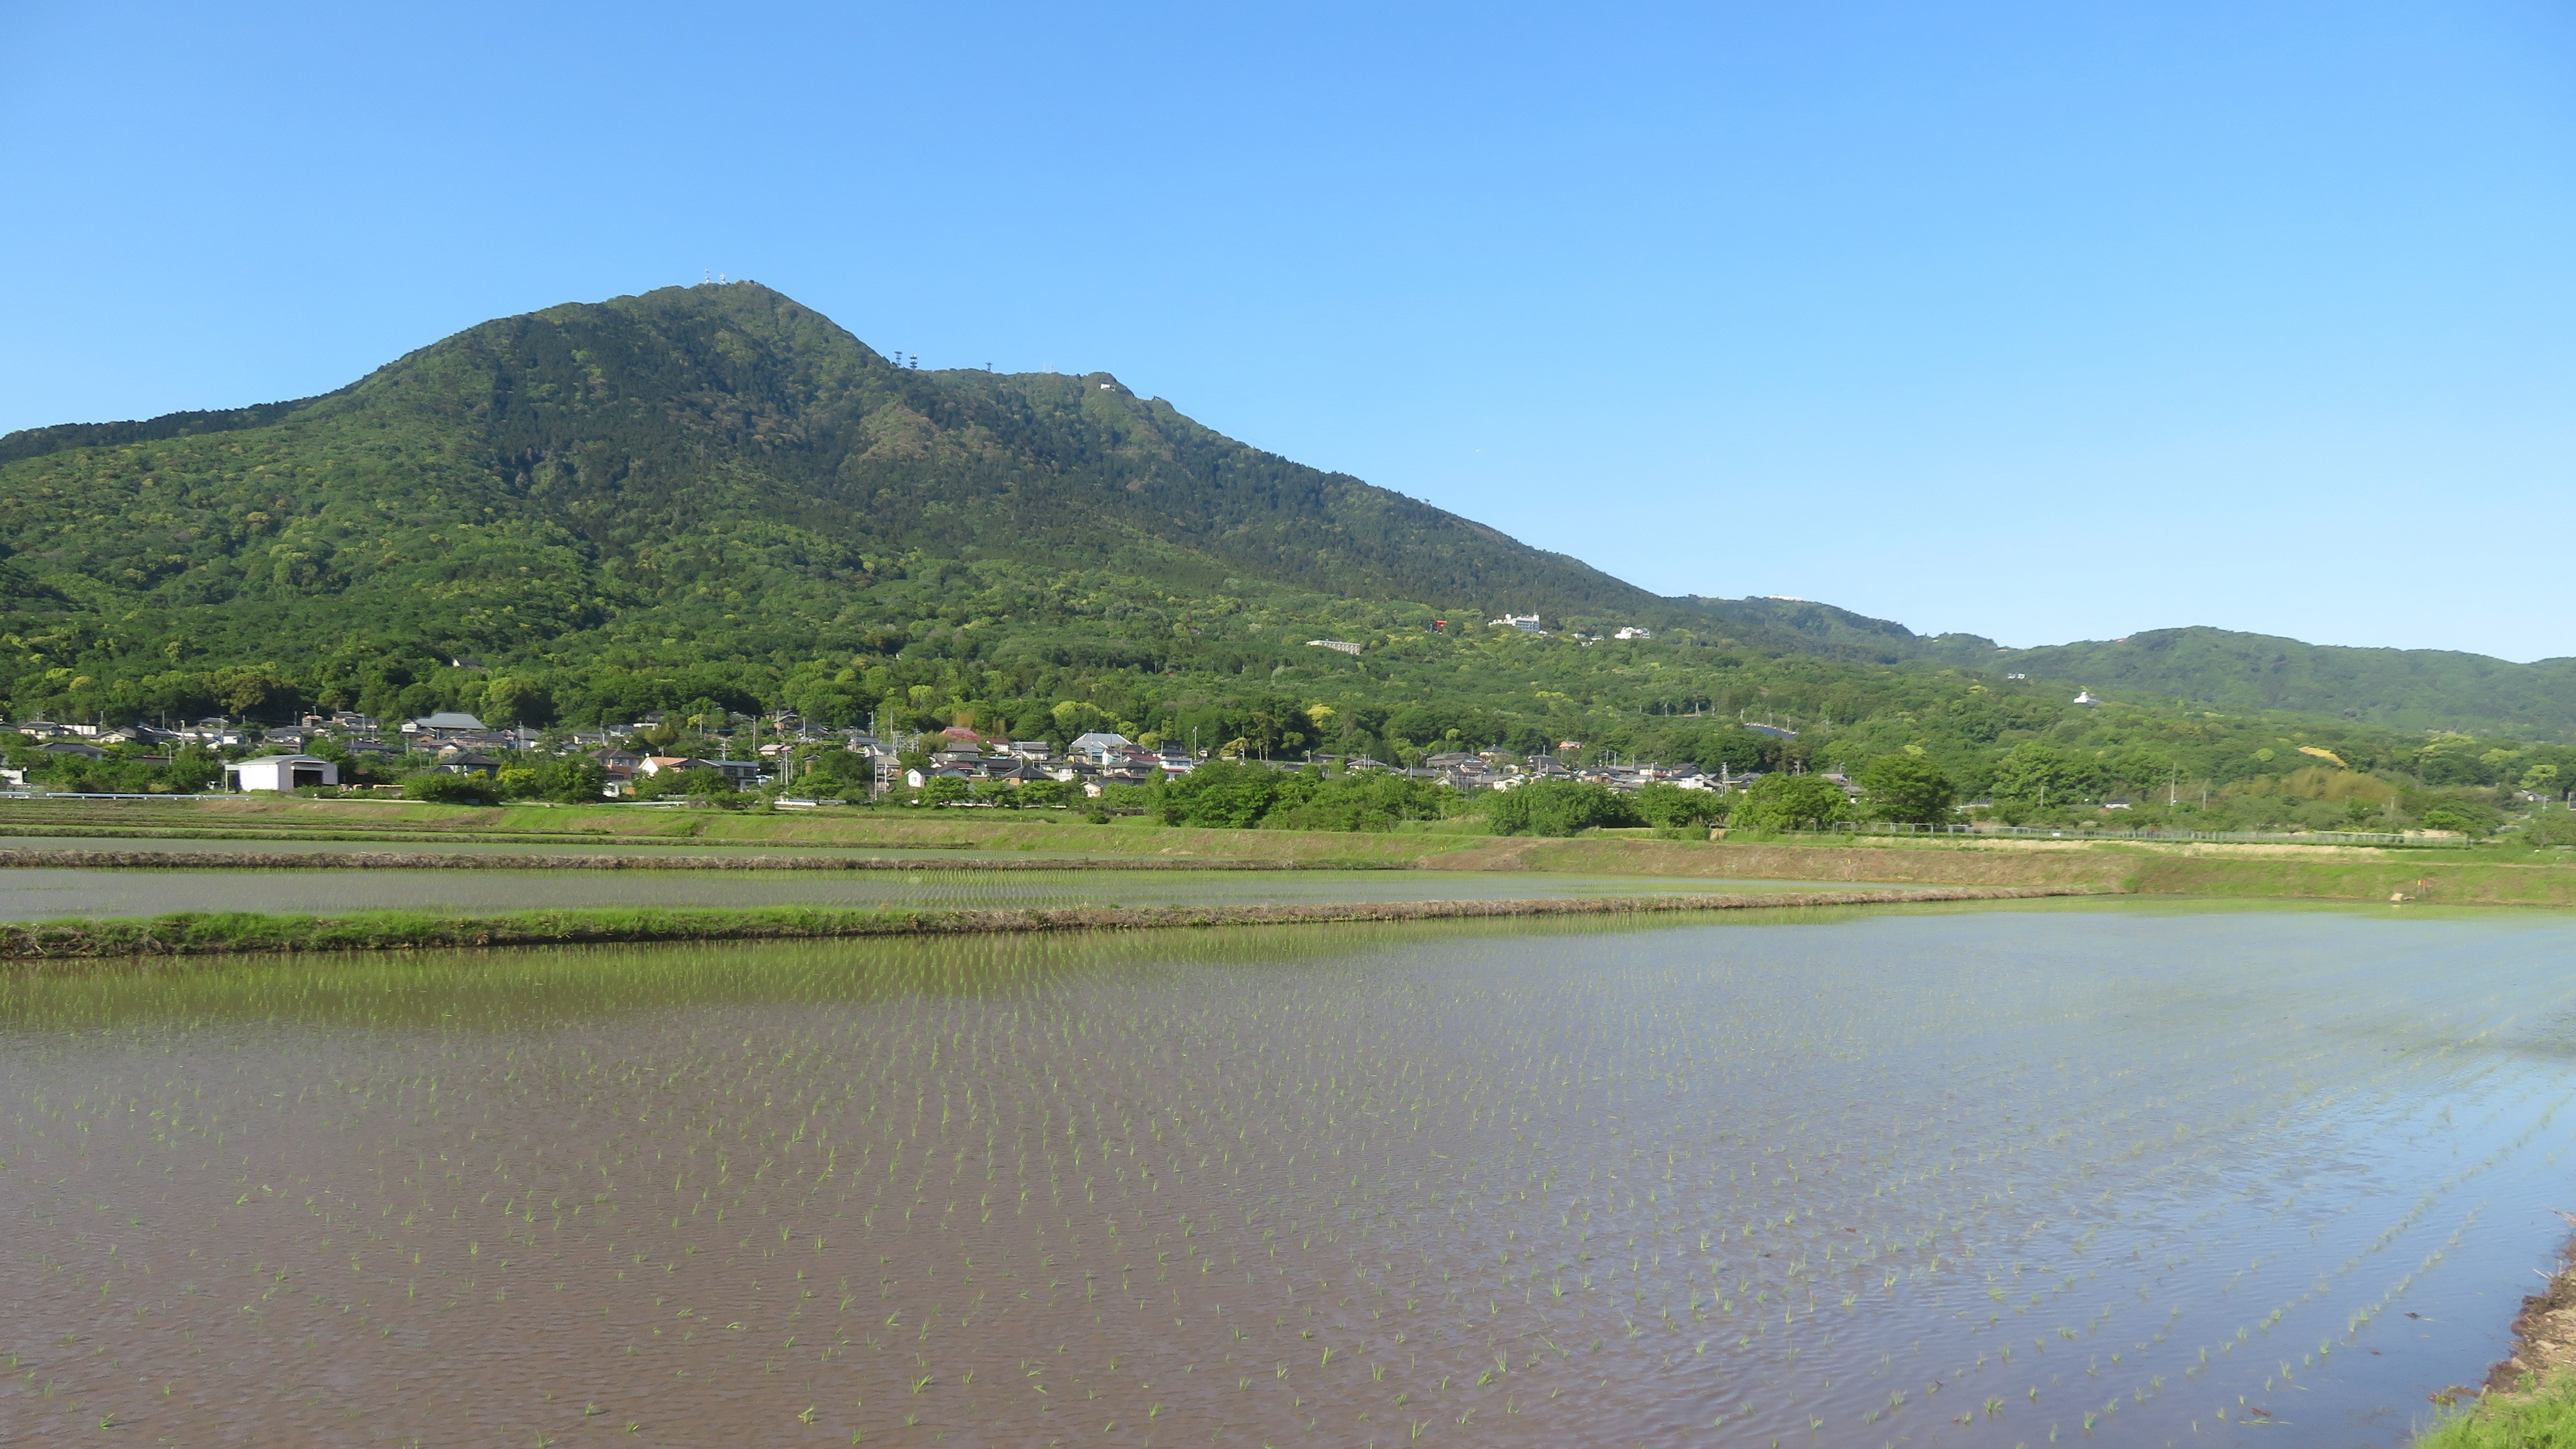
<box><xmin>5</xmin><ymin>3</ymin><xmax>2569</xmax><ymax>660</ymax></box>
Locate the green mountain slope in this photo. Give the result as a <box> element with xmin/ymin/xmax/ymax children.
<box><xmin>0</xmin><ymin>281</ymin><xmax>1659</xmax><ymax>653</ymax></box>
<box><xmin>0</xmin><ymin>282</ymin><xmax>2029</xmax><ymax>723</ymax></box>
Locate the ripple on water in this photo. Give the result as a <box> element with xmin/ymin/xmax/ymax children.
<box><xmin>0</xmin><ymin>900</ymin><xmax>2567</xmax><ymax>1448</ymax></box>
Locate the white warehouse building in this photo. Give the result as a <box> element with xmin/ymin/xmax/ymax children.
<box><xmin>228</xmin><ymin>754</ymin><xmax>338</xmax><ymax>792</ymax></box>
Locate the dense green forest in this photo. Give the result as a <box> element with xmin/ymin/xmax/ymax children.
<box><xmin>0</xmin><ymin>281</ymin><xmax>2567</xmax><ymax>834</ymax></box>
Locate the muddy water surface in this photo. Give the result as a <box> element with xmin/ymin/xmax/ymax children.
<box><xmin>4</xmin><ymin>901</ymin><xmax>2573</xmax><ymax>1448</ymax></box>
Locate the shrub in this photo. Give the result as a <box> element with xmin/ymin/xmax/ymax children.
<box><xmin>798</xmin><ymin>748</ymin><xmax>877</xmax><ymax>797</ymax></box>
<box><xmin>1631</xmin><ymin>782</ymin><xmax>1724</xmax><ymax>830</ymax></box>
<box><xmin>403</xmin><ymin>772</ymin><xmax>501</xmax><ymax>806</ymax></box>
<box><xmin>2523</xmin><ymin>807</ymin><xmax>2576</xmax><ymax>847</ymax></box>
<box><xmin>1266</xmin><ymin>772</ymin><xmax>1460</xmax><ymax>832</ymax></box>
<box><xmin>2419</xmin><ymin>807</ymin><xmax>2485</xmax><ymax>836</ymax></box>
<box><xmin>635</xmin><ymin>765</ymin><xmax>734</xmax><ymax>802</ymax></box>
<box><xmin>533</xmin><ymin>755</ymin><xmax>611</xmax><ymax>804</ymax></box>
<box><xmin>1156</xmin><ymin>760</ymin><xmax>1292</xmax><ymax>827</ymax></box>
<box><xmin>24</xmin><ymin>747</ymin><xmax>225</xmax><ymax>795</ymax></box>
<box><xmin>1734</xmin><ymin>773</ymin><xmax>1850</xmax><ymax>832</ymax></box>
<box><xmin>1483</xmin><ymin>780</ymin><xmax>1643</xmax><ymax>837</ymax></box>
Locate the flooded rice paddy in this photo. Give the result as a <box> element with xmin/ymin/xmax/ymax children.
<box><xmin>3</xmin><ymin>901</ymin><xmax>2573</xmax><ymax>1447</ymax></box>
<box><xmin>0</xmin><ymin>868</ymin><xmax>1875</xmax><ymax>921</ymax></box>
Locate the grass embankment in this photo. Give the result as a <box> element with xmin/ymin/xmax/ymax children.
<box><xmin>0</xmin><ymin>797</ymin><xmax>1448</xmax><ymax>860</ymax></box>
<box><xmin>2128</xmin><ymin>856</ymin><xmax>2576</xmax><ymax>908</ymax></box>
<box><xmin>1426</xmin><ymin>838</ymin><xmax>2144</xmax><ymax>887</ymax></box>
<box><xmin>2417</xmin><ymin>1376</ymin><xmax>2576</xmax><ymax>1448</ymax></box>
<box><xmin>1422</xmin><ymin>839</ymin><xmax>2576</xmax><ymax>905</ymax></box>
<box><xmin>0</xmin><ymin>885</ymin><xmax>2091</xmax><ymax>963</ymax></box>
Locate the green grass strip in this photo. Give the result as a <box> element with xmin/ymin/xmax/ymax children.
<box><xmin>0</xmin><ymin>886</ymin><xmax>2093</xmax><ymax>963</ymax></box>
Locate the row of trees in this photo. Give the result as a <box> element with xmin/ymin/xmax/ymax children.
<box><xmin>935</xmin><ymin>756</ymin><xmax>1963</xmax><ymax>838</ymax></box>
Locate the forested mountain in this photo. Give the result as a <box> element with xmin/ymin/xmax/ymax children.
<box><xmin>0</xmin><ymin>281</ymin><xmax>1660</xmax><ymax>659</ymax></box>
<box><xmin>0</xmin><ymin>280</ymin><xmax>2060</xmax><ymax>725</ymax></box>
<box><xmin>0</xmin><ymin>281</ymin><xmax>2571</xmax><ymax>817</ymax></box>
<box><xmin>1924</xmin><ymin>628</ymin><xmax>2576</xmax><ymax>740</ymax></box>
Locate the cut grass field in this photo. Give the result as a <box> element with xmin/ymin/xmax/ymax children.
<box><xmin>0</xmin><ymin>885</ymin><xmax>2091</xmax><ymax>963</ymax></box>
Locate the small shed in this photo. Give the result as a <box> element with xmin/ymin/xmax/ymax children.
<box><xmin>230</xmin><ymin>754</ymin><xmax>338</xmax><ymax>792</ymax></box>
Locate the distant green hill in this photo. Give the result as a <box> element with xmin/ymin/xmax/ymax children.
<box><xmin>1670</xmin><ymin>600</ymin><xmax>2576</xmax><ymax>742</ymax></box>
<box><xmin>1936</xmin><ymin>628</ymin><xmax>2576</xmax><ymax>740</ymax></box>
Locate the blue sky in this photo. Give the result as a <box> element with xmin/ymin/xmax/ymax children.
<box><xmin>4</xmin><ymin>3</ymin><xmax>2569</xmax><ymax>659</ymax></box>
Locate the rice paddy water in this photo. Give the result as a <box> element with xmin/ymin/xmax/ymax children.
<box><xmin>2</xmin><ymin>899</ymin><xmax>2570</xmax><ymax>1446</ymax></box>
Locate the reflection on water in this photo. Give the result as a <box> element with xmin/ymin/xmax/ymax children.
<box><xmin>0</xmin><ymin>867</ymin><xmax>1876</xmax><ymax>921</ymax></box>
<box><xmin>1</xmin><ymin>902</ymin><xmax>2571</xmax><ymax>1447</ymax></box>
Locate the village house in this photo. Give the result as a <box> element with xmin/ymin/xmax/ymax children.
<box><xmin>986</xmin><ymin>758</ymin><xmax>1056</xmax><ymax>786</ymax></box>
<box><xmin>1067</xmin><ymin>731</ymin><xmax>1133</xmax><ymax>763</ymax></box>
<box><xmin>401</xmin><ymin>711</ymin><xmax>490</xmax><ymax>741</ymax></box>
<box><xmin>630</xmin><ymin>755</ymin><xmax>762</xmax><ymax>791</ymax></box>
